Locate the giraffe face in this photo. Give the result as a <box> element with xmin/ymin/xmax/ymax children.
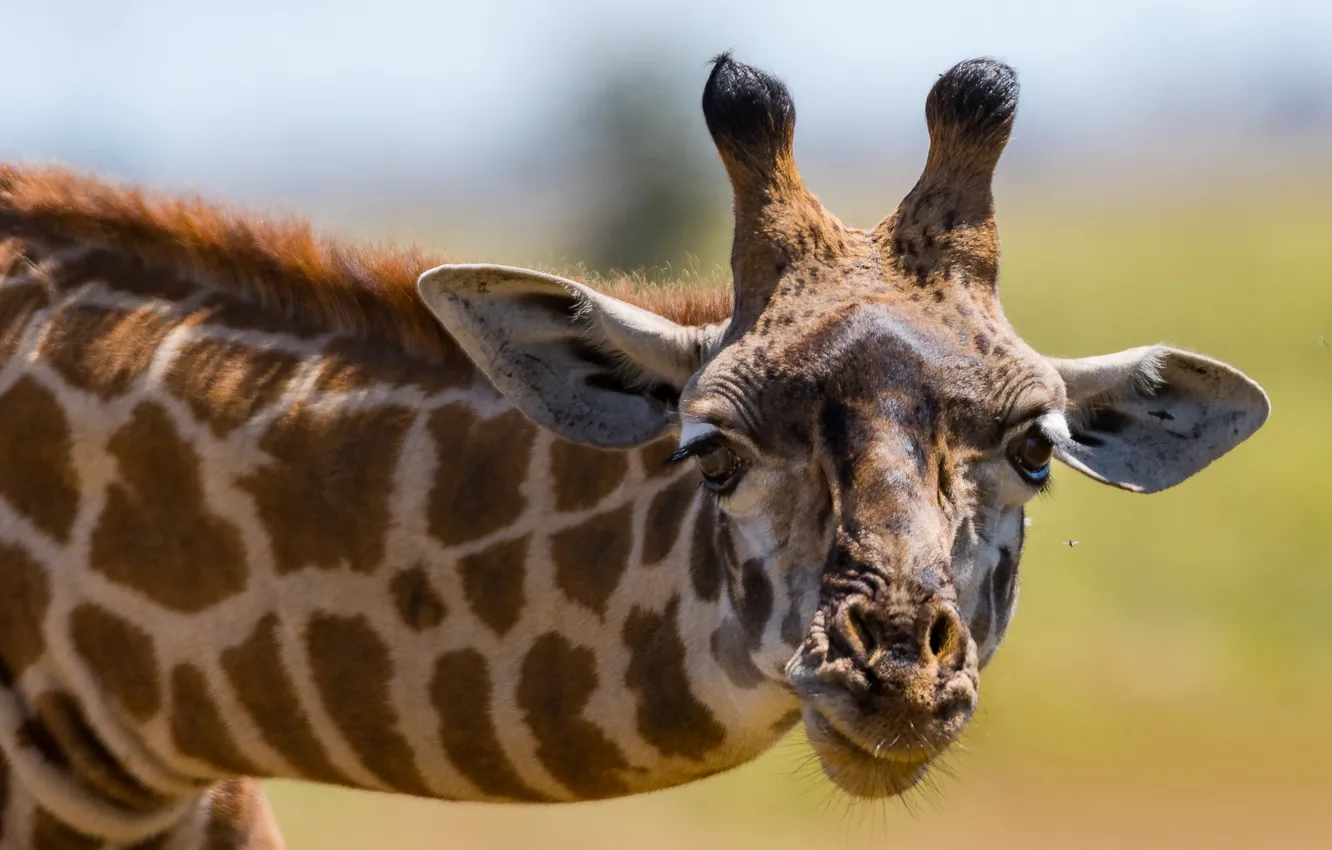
<box><xmin>674</xmin><ymin>254</ymin><xmax>1066</xmax><ymax>796</ymax></box>
<box><xmin>418</xmin><ymin>55</ymin><xmax>1268</xmax><ymax>801</ymax></box>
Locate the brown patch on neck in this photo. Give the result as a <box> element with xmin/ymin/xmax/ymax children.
<box><xmin>221</xmin><ymin>614</ymin><xmax>353</xmax><ymax>786</ymax></box>
<box><xmin>170</xmin><ymin>664</ymin><xmax>264</xmax><ymax>777</ymax></box>
<box><xmin>641</xmin><ymin>476</ymin><xmax>697</xmax><ymax>567</ymax></box>
<box><xmin>91</xmin><ymin>402</ymin><xmax>247</xmax><ymax>611</ymax></box>
<box><xmin>68</xmin><ymin>604</ymin><xmax>161</xmax><ymax>722</ymax></box>
<box><xmin>313</xmin><ymin>334</ymin><xmax>473</xmax><ymax>395</ymax></box>
<box><xmin>517</xmin><ymin>634</ymin><xmax>630</xmax><ymax>799</ymax></box>
<box><xmin>427</xmin><ymin>406</ymin><xmax>536</xmax><ymax>547</ymax></box>
<box><xmin>40</xmin><ymin>302</ymin><xmax>173</xmax><ymax>400</ymax></box>
<box><xmin>550</xmin><ymin>504</ymin><xmax>633</xmax><ymax>616</ymax></box>
<box><xmin>548</xmin><ymin>440</ymin><xmax>627</xmax><ymax>512</ymax></box>
<box><xmin>304</xmin><ymin>614</ymin><xmax>433</xmax><ymax>796</ymax></box>
<box><xmin>623</xmin><ymin>597</ymin><xmax>726</xmax><ymax>761</ymax></box>
<box><xmin>0</xmin><ymin>539</ymin><xmax>52</xmax><ymax>687</ymax></box>
<box><xmin>389</xmin><ymin>566</ymin><xmax>447</xmax><ymax>632</ymax></box>
<box><xmin>458</xmin><ymin>536</ymin><xmax>529</xmax><ymax>637</ymax></box>
<box><xmin>241</xmin><ymin>403</ymin><xmax>414</xmax><ymax>575</ymax></box>
<box><xmin>0</xmin><ymin>378</ymin><xmax>80</xmax><ymax>542</ymax></box>
<box><xmin>431</xmin><ymin>649</ymin><xmax>550</xmax><ymax>801</ymax></box>
<box><xmin>164</xmin><ymin>337</ymin><xmax>303</xmax><ymax>438</ymax></box>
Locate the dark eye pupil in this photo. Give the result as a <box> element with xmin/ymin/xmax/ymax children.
<box><xmin>697</xmin><ymin>447</ymin><xmax>736</xmax><ymax>481</ymax></box>
<box><xmin>1017</xmin><ymin>432</ymin><xmax>1054</xmax><ymax>471</ymax></box>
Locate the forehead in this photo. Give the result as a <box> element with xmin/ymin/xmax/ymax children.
<box><xmin>685</xmin><ymin>250</ymin><xmax>1063</xmax><ymax>451</ymax></box>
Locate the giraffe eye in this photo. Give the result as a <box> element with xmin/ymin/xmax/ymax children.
<box><xmin>668</xmin><ymin>431</ymin><xmax>747</xmax><ymax>493</ymax></box>
<box><xmin>1009</xmin><ymin>428</ymin><xmax>1054</xmax><ymax>484</ymax></box>
<box><xmin>695</xmin><ymin>443</ymin><xmax>744</xmax><ymax>491</ymax></box>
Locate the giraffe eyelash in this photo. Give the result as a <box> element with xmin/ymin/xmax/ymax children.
<box><xmin>667</xmin><ymin>433</ymin><xmax>726</xmax><ymax>465</ymax></box>
<box><xmin>1034</xmin><ymin>474</ymin><xmax>1055</xmax><ymax>497</ymax></box>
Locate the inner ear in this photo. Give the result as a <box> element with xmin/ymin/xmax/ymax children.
<box><xmin>578</xmin><ymin>346</ymin><xmax>681</xmax><ymax>408</ymax></box>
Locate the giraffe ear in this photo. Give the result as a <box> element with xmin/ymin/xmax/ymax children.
<box><xmin>417</xmin><ymin>264</ymin><xmax>727</xmax><ymax>448</ymax></box>
<box><xmin>1048</xmin><ymin>346</ymin><xmax>1270</xmax><ymax>493</ymax></box>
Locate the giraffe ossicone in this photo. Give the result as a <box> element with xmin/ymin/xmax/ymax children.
<box><xmin>0</xmin><ymin>53</ymin><xmax>1267</xmax><ymax>848</ymax></box>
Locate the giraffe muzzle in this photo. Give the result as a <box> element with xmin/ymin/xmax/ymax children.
<box><xmin>785</xmin><ymin>593</ymin><xmax>981</xmax><ymax>798</ymax></box>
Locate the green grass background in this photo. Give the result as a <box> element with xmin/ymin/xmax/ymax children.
<box><xmin>268</xmin><ymin>183</ymin><xmax>1332</xmax><ymax>848</ymax></box>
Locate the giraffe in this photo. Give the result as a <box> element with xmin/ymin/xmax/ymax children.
<box><xmin>0</xmin><ymin>54</ymin><xmax>1268</xmax><ymax>848</ymax></box>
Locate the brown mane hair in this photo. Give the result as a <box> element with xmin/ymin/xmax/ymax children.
<box><xmin>0</xmin><ymin>163</ymin><xmax>733</xmax><ymax>366</ymax></box>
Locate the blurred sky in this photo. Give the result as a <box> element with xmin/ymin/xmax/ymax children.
<box><xmin>5</xmin><ymin>0</ymin><xmax>1331</xmax><ymax>200</ymax></box>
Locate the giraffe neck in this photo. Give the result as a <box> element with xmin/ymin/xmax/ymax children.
<box><xmin>0</xmin><ymin>242</ymin><xmax>802</xmax><ymax>844</ymax></box>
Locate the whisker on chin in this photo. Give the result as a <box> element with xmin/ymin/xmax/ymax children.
<box><xmin>896</xmin><ymin>783</ymin><xmax>921</xmax><ymax>819</ymax></box>
<box><xmin>918</xmin><ymin>773</ymin><xmax>949</xmax><ymax>816</ymax></box>
<box><xmin>816</xmin><ymin>780</ymin><xmax>845</xmax><ymax>823</ymax></box>
<box><xmin>782</xmin><ymin>742</ymin><xmax>831</xmax><ymax>788</ymax></box>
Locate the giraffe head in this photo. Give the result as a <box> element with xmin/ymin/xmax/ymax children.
<box><xmin>417</xmin><ymin>55</ymin><xmax>1268</xmax><ymax>798</ymax></box>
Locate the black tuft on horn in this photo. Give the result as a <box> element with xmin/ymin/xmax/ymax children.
<box><xmin>702</xmin><ymin>52</ymin><xmax>796</xmax><ymax>160</ymax></box>
<box><xmin>925</xmin><ymin>58</ymin><xmax>1018</xmax><ymax>146</ymax></box>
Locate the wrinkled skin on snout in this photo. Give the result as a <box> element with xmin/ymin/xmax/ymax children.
<box><xmin>418</xmin><ymin>54</ymin><xmax>1270</xmax><ymax>799</ymax></box>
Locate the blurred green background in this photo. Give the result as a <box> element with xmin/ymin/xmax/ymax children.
<box><xmin>7</xmin><ymin>2</ymin><xmax>1329</xmax><ymax>847</ymax></box>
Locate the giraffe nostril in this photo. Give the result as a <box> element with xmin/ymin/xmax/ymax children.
<box><xmin>844</xmin><ymin>606</ymin><xmax>874</xmax><ymax>660</ymax></box>
<box><xmin>927</xmin><ymin>609</ymin><xmax>957</xmax><ymax>661</ymax></box>
<box><xmin>830</xmin><ymin>601</ymin><xmax>878</xmax><ymax>664</ymax></box>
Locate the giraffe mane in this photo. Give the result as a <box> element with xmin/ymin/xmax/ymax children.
<box><xmin>0</xmin><ymin>162</ymin><xmax>733</xmax><ymax>367</ymax></box>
